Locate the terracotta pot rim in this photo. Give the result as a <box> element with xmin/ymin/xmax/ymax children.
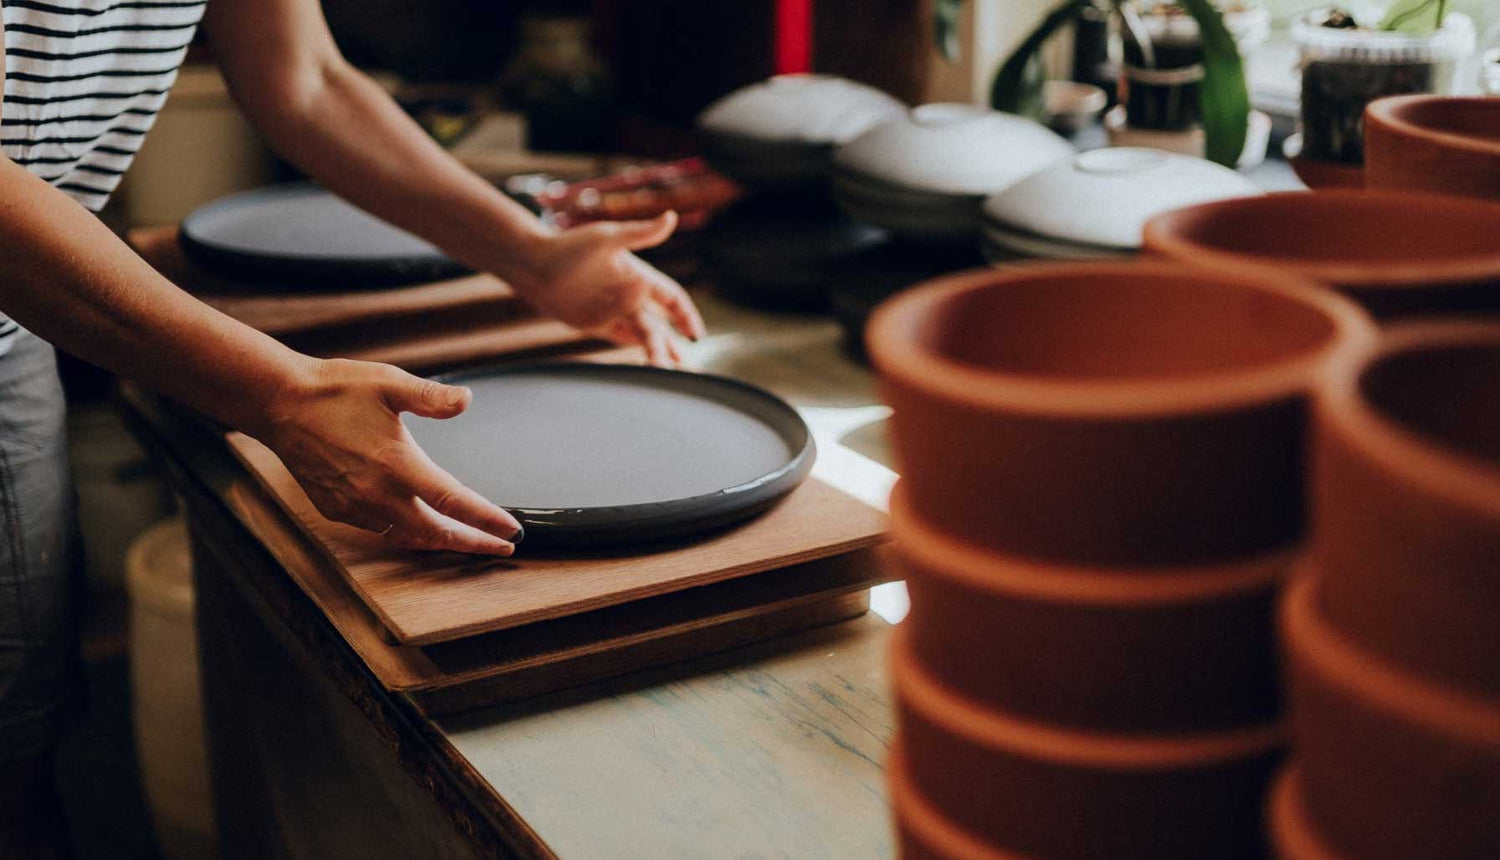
<box><xmin>888</xmin><ymin>743</ymin><xmax>1027</xmax><ymax>860</ymax></box>
<box><xmin>1283</xmin><ymin>568</ymin><xmax>1500</xmax><ymax>745</ymax></box>
<box><xmin>1143</xmin><ymin>191</ymin><xmax>1500</xmax><ymax>288</ymax></box>
<box><xmin>1367</xmin><ymin>95</ymin><xmax>1500</xmax><ymax>160</ymax></box>
<box><xmin>892</xmin><ymin>627</ymin><xmax>1283</xmax><ymax>766</ymax></box>
<box><xmin>891</xmin><ymin>482</ymin><xmax>1294</xmax><ymax>603</ymax></box>
<box><xmin>1317</xmin><ymin>321</ymin><xmax>1500</xmax><ymax>520</ymax></box>
<box><xmin>1267</xmin><ymin>766</ymin><xmax>1342</xmax><ymax>860</ymax></box>
<box><xmin>867</xmin><ymin>261</ymin><xmax>1374</xmax><ymax>419</ymax></box>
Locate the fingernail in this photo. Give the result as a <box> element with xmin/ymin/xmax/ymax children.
<box><xmin>510</xmin><ymin>524</ymin><xmax>525</xmax><ymax>544</ymax></box>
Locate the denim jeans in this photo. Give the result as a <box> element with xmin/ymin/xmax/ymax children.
<box><xmin>0</xmin><ymin>331</ymin><xmax>83</xmax><ymax>761</ymax></box>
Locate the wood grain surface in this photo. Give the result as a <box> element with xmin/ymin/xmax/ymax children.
<box><xmin>216</xmin><ymin>462</ymin><xmax>891</xmax><ymax>713</ymax></box>
<box><xmin>227</xmin><ymin>433</ymin><xmax>890</xmax><ymax>644</ymax></box>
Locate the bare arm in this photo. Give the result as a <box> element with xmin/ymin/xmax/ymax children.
<box><xmin>202</xmin><ymin>0</ymin><xmax>705</xmax><ymax>364</ymax></box>
<box><xmin>0</xmin><ymin>23</ymin><xmax>520</xmax><ymax>555</ymax></box>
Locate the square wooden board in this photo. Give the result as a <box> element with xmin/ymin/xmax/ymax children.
<box><xmin>226</xmin><ymin>434</ymin><xmax>890</xmax><ymax>645</ymax></box>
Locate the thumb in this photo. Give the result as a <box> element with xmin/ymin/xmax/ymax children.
<box><xmin>384</xmin><ymin>373</ymin><xmax>471</xmax><ymax>419</ymax></box>
<box><xmin>597</xmin><ymin>210</ymin><xmax>678</xmax><ymax>252</ymax></box>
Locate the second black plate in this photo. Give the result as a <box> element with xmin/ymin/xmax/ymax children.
<box><xmin>180</xmin><ymin>184</ymin><xmax>469</xmax><ymax>287</ymax></box>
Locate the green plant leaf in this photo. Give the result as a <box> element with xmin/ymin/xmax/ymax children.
<box><xmin>935</xmin><ymin>0</ymin><xmax>966</xmax><ymax>62</ymax></box>
<box><xmin>991</xmin><ymin>0</ymin><xmax>1090</xmax><ymax>112</ymax></box>
<box><xmin>1177</xmin><ymin>0</ymin><xmax>1251</xmax><ymax>166</ymax></box>
<box><xmin>1379</xmin><ymin>0</ymin><xmax>1445</xmax><ymax>34</ymax></box>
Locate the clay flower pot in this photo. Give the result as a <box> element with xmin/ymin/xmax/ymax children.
<box><xmin>887</xmin><ymin>744</ymin><xmax>1016</xmax><ymax>860</ymax></box>
<box><xmin>1281</xmin><ymin>572</ymin><xmax>1500</xmax><ymax>860</ymax></box>
<box><xmin>892</xmin><ymin>482</ymin><xmax>1290</xmax><ymax>733</ymax></box>
<box><xmin>1365</xmin><ymin>95</ymin><xmax>1500</xmax><ymax>201</ymax></box>
<box><xmin>866</xmin><ymin>262</ymin><xmax>1374</xmax><ymax>566</ymax></box>
<box><xmin>891</xmin><ymin>628</ymin><xmax>1282</xmax><ymax>859</ymax></box>
<box><xmin>1144</xmin><ymin>191</ymin><xmax>1500</xmax><ymax>319</ymax></box>
<box><xmin>1266</xmin><ymin>766</ymin><xmax>1342</xmax><ymax>860</ymax></box>
<box><xmin>1312</xmin><ymin>322</ymin><xmax>1500</xmax><ymax>698</ymax></box>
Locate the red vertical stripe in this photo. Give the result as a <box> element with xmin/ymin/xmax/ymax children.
<box><xmin>775</xmin><ymin>0</ymin><xmax>813</xmax><ymax>74</ymax></box>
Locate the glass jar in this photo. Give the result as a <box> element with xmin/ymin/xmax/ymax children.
<box><xmin>1293</xmin><ymin>9</ymin><xmax>1475</xmax><ymax>165</ymax></box>
<box><xmin>1121</xmin><ymin>3</ymin><xmax>1269</xmax><ymax>131</ymax></box>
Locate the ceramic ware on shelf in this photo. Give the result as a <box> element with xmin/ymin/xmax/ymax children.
<box><xmin>1312</xmin><ymin>322</ymin><xmax>1500</xmax><ymax>697</ymax></box>
<box><xmin>696</xmin><ymin>74</ymin><xmax>905</xmax><ymax>192</ymax></box>
<box><xmin>891</xmin><ymin>629</ymin><xmax>1281</xmax><ymax>860</ymax></box>
<box><xmin>1364</xmin><ymin>95</ymin><xmax>1500</xmax><ymax>201</ymax></box>
<box><xmin>891</xmin><ymin>484</ymin><xmax>1288</xmax><ymax>734</ymax></box>
<box><xmin>980</xmin><ymin>147</ymin><xmax>1260</xmax><ymax>261</ymax></box>
<box><xmin>404</xmin><ymin>363</ymin><xmax>815</xmax><ymax>546</ymax></box>
<box><xmin>865</xmin><ymin>263</ymin><xmax>1375</xmax><ymax>566</ymax></box>
<box><xmin>1281</xmin><ymin>572</ymin><xmax>1500</xmax><ymax>860</ymax></box>
<box><xmin>1143</xmin><ymin>190</ymin><xmax>1500</xmax><ymax>319</ymax></box>
<box><xmin>831</xmin><ymin>104</ymin><xmax>1073</xmax><ymax>241</ymax></box>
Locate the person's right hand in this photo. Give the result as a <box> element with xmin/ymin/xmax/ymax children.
<box><xmin>255</xmin><ymin>358</ymin><xmax>522</xmax><ymax>555</ymax></box>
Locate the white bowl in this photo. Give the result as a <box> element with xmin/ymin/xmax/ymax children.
<box><xmin>832</xmin><ymin>103</ymin><xmax>1074</xmax><ymax>196</ymax></box>
<box><xmin>982</xmin><ymin>148</ymin><xmax>1261</xmax><ymax>254</ymax></box>
<box><xmin>697</xmin><ymin>74</ymin><xmax>905</xmax><ymax>145</ymax></box>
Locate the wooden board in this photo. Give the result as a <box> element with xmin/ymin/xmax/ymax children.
<box><xmin>210</xmin><ymin>456</ymin><xmax>893</xmax><ymax>714</ymax></box>
<box><xmin>227</xmin><ymin>432</ymin><xmax>889</xmax><ymax>645</ymax></box>
<box><xmin>129</xmin><ymin>227</ymin><xmax>601</xmax><ymax>370</ymax></box>
<box><xmin>129</xmin><ymin>227</ymin><xmax>526</xmax><ymax>337</ymax></box>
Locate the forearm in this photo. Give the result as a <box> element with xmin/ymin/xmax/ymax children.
<box><xmin>225</xmin><ymin>57</ymin><xmax>557</xmax><ymax>293</ymax></box>
<box><xmin>0</xmin><ymin>161</ymin><xmax>310</xmax><ymax>435</ymax></box>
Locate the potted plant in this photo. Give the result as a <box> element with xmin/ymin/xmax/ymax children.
<box><xmin>1292</xmin><ymin>2</ymin><xmax>1476</xmax><ymax>168</ymax></box>
<box><xmin>935</xmin><ymin>0</ymin><xmax>1254</xmax><ymax>166</ymax></box>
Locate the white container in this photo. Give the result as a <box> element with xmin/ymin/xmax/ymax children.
<box><xmin>981</xmin><ymin>147</ymin><xmax>1262</xmax><ymax>260</ymax></box>
<box><xmin>696</xmin><ymin>75</ymin><xmax>905</xmax><ymax>191</ymax></box>
<box><xmin>831</xmin><ymin>104</ymin><xmax>1073</xmax><ymax>241</ymax></box>
<box><xmin>127</xmin><ymin>518</ymin><xmax>215</xmax><ymax>860</ymax></box>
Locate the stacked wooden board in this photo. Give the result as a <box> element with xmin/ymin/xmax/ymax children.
<box><xmin>130</xmin><ymin>229</ymin><xmax>894</xmax><ymax>713</ymax></box>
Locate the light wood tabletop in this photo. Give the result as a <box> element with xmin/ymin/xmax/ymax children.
<box><xmin>124</xmin><ymin>286</ymin><xmax>910</xmax><ymax>859</ymax></box>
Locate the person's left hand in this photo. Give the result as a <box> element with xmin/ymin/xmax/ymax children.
<box><xmin>519</xmin><ymin>211</ymin><xmax>705</xmax><ymax>366</ymax></box>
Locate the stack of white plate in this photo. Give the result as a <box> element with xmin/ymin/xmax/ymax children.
<box><xmin>831</xmin><ymin>104</ymin><xmax>1074</xmax><ymax>242</ymax></box>
<box><xmin>696</xmin><ymin>75</ymin><xmax>906</xmax><ymax>192</ymax></box>
<box><xmin>979</xmin><ymin>147</ymin><xmax>1261</xmax><ymax>262</ymax></box>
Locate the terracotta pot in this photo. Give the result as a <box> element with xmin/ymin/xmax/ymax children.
<box><xmin>1282</xmin><ymin>572</ymin><xmax>1500</xmax><ymax>860</ymax></box>
<box><xmin>1313</xmin><ymin>322</ymin><xmax>1500</xmax><ymax>698</ymax></box>
<box><xmin>892</xmin><ymin>482</ymin><xmax>1290</xmax><ymax>733</ymax></box>
<box><xmin>1365</xmin><ymin>95</ymin><xmax>1500</xmax><ymax>201</ymax></box>
<box><xmin>1286</xmin><ymin>152</ymin><xmax>1365</xmax><ymax>191</ymax></box>
<box><xmin>891</xmin><ymin>628</ymin><xmax>1283</xmax><ymax>859</ymax></box>
<box><xmin>887</xmin><ymin>742</ymin><xmax>1021</xmax><ymax>860</ymax></box>
<box><xmin>1266</xmin><ymin>766</ymin><xmax>1343</xmax><ymax>860</ymax></box>
<box><xmin>866</xmin><ymin>262</ymin><xmax>1374</xmax><ymax>566</ymax></box>
<box><xmin>1143</xmin><ymin>191</ymin><xmax>1500</xmax><ymax>319</ymax></box>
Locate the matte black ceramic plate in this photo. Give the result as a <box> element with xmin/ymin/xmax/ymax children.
<box><xmin>403</xmin><ymin>363</ymin><xmax>817</xmax><ymax>546</ymax></box>
<box><xmin>180</xmin><ymin>184</ymin><xmax>469</xmax><ymax>287</ymax></box>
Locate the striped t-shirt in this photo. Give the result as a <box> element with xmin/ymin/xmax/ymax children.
<box><xmin>1</xmin><ymin>0</ymin><xmax>205</xmax><ymax>351</ymax></box>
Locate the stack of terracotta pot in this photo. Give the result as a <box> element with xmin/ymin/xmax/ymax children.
<box><xmin>868</xmin><ymin>262</ymin><xmax>1376</xmax><ymax>858</ymax></box>
<box><xmin>1270</xmin><ymin>323</ymin><xmax>1500</xmax><ymax>859</ymax></box>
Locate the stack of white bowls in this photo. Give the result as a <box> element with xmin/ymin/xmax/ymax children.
<box><xmin>831</xmin><ymin>103</ymin><xmax>1074</xmax><ymax>242</ymax></box>
<box><xmin>696</xmin><ymin>74</ymin><xmax>906</xmax><ymax>194</ymax></box>
<box><xmin>980</xmin><ymin>147</ymin><xmax>1261</xmax><ymax>262</ymax></box>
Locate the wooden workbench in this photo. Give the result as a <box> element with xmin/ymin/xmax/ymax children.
<box><xmin>124</xmin><ymin>290</ymin><xmax>905</xmax><ymax>859</ymax></box>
